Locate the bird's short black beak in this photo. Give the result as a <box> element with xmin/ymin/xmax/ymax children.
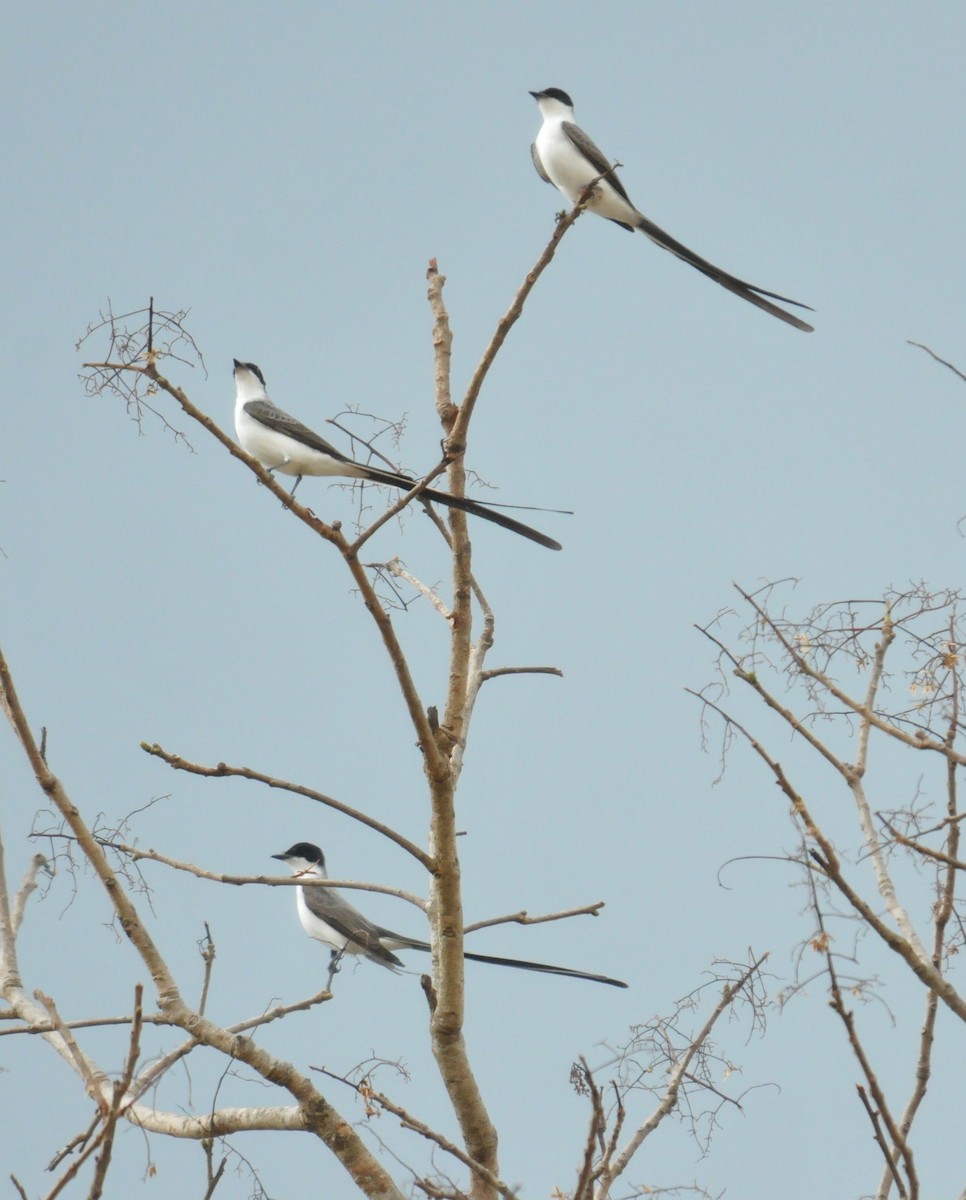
<box><xmin>528</xmin><ymin>90</ymin><xmax>541</xmax><ymax>99</ymax></box>
<box><xmin>271</xmin><ymin>853</ymin><xmax>288</xmax><ymax>861</ymax></box>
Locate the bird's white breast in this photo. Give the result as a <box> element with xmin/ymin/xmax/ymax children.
<box><xmin>297</xmin><ymin>887</ymin><xmax>351</xmax><ymax>951</ymax></box>
<box><xmin>535</xmin><ymin>119</ymin><xmax>640</xmax><ymax>227</ymax></box>
<box><xmin>535</xmin><ymin>120</ymin><xmax>596</xmax><ymax>203</ymax></box>
<box><xmin>235</xmin><ymin>405</ymin><xmax>294</xmax><ymax>471</ymax></box>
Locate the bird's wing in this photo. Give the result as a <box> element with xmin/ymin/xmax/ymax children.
<box><xmin>634</xmin><ymin>211</ymin><xmax>815</xmax><ymax>331</ymax></box>
<box><xmin>530</xmin><ymin>141</ymin><xmax>552</xmax><ymax>184</ymax></box>
<box><xmin>243</xmin><ymin>400</ymin><xmax>351</xmax><ymax>462</ymax></box>
<box><xmin>562</xmin><ymin>121</ymin><xmax>635</xmax><ymax>206</ymax></box>
<box><xmin>301</xmin><ymin>884</ymin><xmax>405</xmax><ymax>966</ymax></box>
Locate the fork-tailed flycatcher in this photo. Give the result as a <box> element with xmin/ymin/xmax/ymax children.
<box><xmin>272</xmin><ymin>843</ymin><xmax>628</xmax><ymax>988</ymax></box>
<box><xmin>233</xmin><ymin>361</ymin><xmax>561</xmax><ymax>550</ymax></box>
<box><xmin>529</xmin><ymin>88</ymin><xmax>814</xmax><ymax>332</ymax></box>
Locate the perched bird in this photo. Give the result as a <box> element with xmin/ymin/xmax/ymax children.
<box><xmin>233</xmin><ymin>360</ymin><xmax>561</xmax><ymax>550</ymax></box>
<box><xmin>272</xmin><ymin>842</ymin><xmax>628</xmax><ymax>988</ymax></box>
<box><xmin>529</xmin><ymin>87</ymin><xmax>814</xmax><ymax>332</ymax></box>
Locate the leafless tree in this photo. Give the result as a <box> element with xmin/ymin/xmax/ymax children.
<box><xmin>1</xmin><ymin>182</ymin><xmax>763</xmax><ymax>1200</ymax></box>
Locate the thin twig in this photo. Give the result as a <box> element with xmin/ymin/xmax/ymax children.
<box><xmin>480</xmin><ymin>666</ymin><xmax>564</xmax><ymax>681</ymax></box>
<box><xmin>348</xmin><ymin>458</ymin><xmax>452</xmax><ymax>555</ymax></box>
<box><xmin>907</xmin><ymin>341</ymin><xmax>966</xmax><ymax>384</ymax></box>
<box><xmin>377</xmin><ymin>558</ymin><xmax>453</xmax><ymax>621</ymax></box>
<box><xmin>449</xmin><ymin>170</ymin><xmax>613</xmax><ymax>454</ymax></box>
<box><xmin>139</xmin><ymin>744</ymin><xmax>431</xmax><ymax>867</ymax></box>
<box><xmin>574</xmin><ymin>1059</ymin><xmax>605</xmax><ymax>1200</ymax></box>
<box><xmin>856</xmin><ymin>1085</ymin><xmax>907</xmax><ymax>1199</ymax></box>
<box><xmin>87</xmin><ymin>985</ymin><xmax>144</xmax><ymax>1199</ymax></box>
<box><xmin>198</xmin><ymin>924</ymin><xmax>216</xmax><ymax>1017</ymax></box>
<box><xmin>11</xmin><ymin>853</ymin><xmax>49</xmax><ymax>935</ymax></box>
<box><xmin>46</xmin><ymin>1116</ymin><xmax>100</xmax><ymax>1170</ymax></box>
<box><xmin>93</xmin><ymin>838</ymin><xmax>428</xmax><ymax>912</ymax></box>
<box><xmin>808</xmin><ymin>870</ymin><xmax>914</xmax><ymax>1197</ymax></box>
<box><xmin>464</xmin><ymin>902</ymin><xmax>606</xmax><ymax>933</ymax></box>
<box><xmin>35</xmin><ymin>990</ymin><xmax>107</xmax><ymax>1105</ymax></box>
<box><xmin>880</xmin><ymin>821</ymin><xmax>966</xmax><ymax>871</ymax></box>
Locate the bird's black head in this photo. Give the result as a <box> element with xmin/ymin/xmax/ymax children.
<box><xmin>233</xmin><ymin>359</ymin><xmax>265</xmax><ymax>385</ymax></box>
<box><xmin>530</xmin><ymin>87</ymin><xmax>573</xmax><ymax>107</ymax></box>
<box><xmin>273</xmin><ymin>842</ymin><xmax>325</xmax><ymax>867</ymax></box>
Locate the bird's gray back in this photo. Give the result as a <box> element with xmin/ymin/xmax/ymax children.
<box><xmin>563</xmin><ymin>121</ymin><xmax>635</xmax><ymax>206</ymax></box>
<box><xmin>243</xmin><ymin>400</ymin><xmax>349</xmax><ymax>462</ymax></box>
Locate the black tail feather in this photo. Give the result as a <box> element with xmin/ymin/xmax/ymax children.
<box><xmin>404</xmin><ymin>941</ymin><xmax>626</xmax><ymax>988</ymax></box>
<box><xmin>362</xmin><ymin>466</ymin><xmax>563</xmax><ymax>551</ymax></box>
<box><xmin>635</xmin><ymin>213</ymin><xmax>814</xmax><ymax>332</ymax></box>
<box><xmin>463</xmin><ymin>948</ymin><xmax>627</xmax><ymax>987</ymax></box>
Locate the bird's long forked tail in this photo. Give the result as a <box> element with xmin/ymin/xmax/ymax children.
<box><xmin>404</xmin><ymin>941</ymin><xmax>628</xmax><ymax>987</ymax></box>
<box><xmin>703</xmin><ymin>271</ymin><xmax>814</xmax><ymax>332</ymax></box>
<box><xmin>464</xmin><ymin>948</ymin><xmax>627</xmax><ymax>987</ymax></box>
<box><xmin>360</xmin><ymin>465</ymin><xmax>564</xmax><ymax>551</ymax></box>
<box><xmin>634</xmin><ymin>213</ymin><xmax>815</xmax><ymax>332</ymax></box>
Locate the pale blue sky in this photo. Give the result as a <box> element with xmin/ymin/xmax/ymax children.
<box><xmin>3</xmin><ymin>3</ymin><xmax>965</xmax><ymax>1196</ymax></box>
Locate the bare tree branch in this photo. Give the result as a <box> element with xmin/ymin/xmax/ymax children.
<box><xmin>139</xmin><ymin>744</ymin><xmax>431</xmax><ymax>867</ymax></box>
<box><xmin>907</xmin><ymin>341</ymin><xmax>966</xmax><ymax>384</ymax></box>
<box><xmin>480</xmin><ymin>666</ymin><xmax>564</xmax><ymax>681</ymax></box>
<box><xmin>806</xmin><ymin>866</ymin><xmax>916</xmax><ymax>1197</ymax></box>
<box><xmin>594</xmin><ymin>956</ymin><xmax>766</xmax><ymax>1198</ymax></box>
<box><xmin>0</xmin><ymin>640</ymin><xmax>407</xmax><ymax>1199</ymax></box>
<box><xmin>86</xmin><ymin>985</ymin><xmax>144</xmax><ymax>1199</ymax></box>
<box><xmin>316</xmin><ymin>1065</ymin><xmax>516</xmax><ymax>1200</ymax></box>
<box><xmin>857</xmin><ymin>1085</ymin><xmax>908</xmax><ymax>1200</ymax></box>
<box><xmin>448</xmin><ymin>172</ymin><xmax>609</xmax><ymax>455</ymax></box>
<box><xmin>92</xmin><ymin>838</ymin><xmax>430</xmax><ymax>911</ymax></box>
<box><xmin>464</xmin><ymin>902</ymin><xmax>607</xmax><ymax>933</ymax></box>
